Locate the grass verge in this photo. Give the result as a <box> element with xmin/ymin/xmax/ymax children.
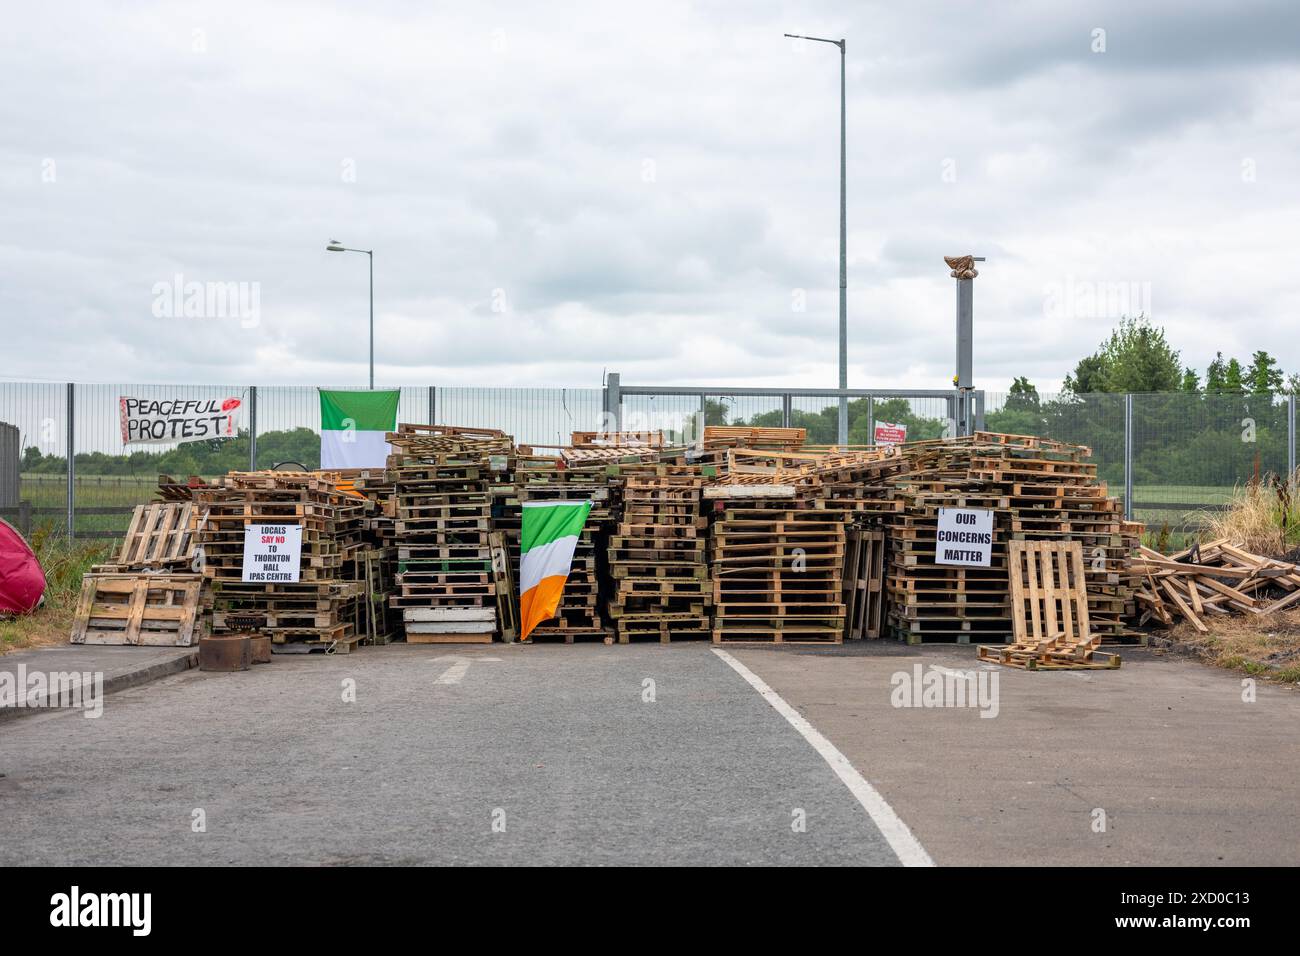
<box><xmin>0</xmin><ymin>529</ymin><xmax>111</xmax><ymax>656</ymax></box>
<box><xmin>1168</xmin><ymin>611</ymin><xmax>1300</xmax><ymax>684</ymax></box>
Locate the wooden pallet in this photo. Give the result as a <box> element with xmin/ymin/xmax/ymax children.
<box><xmin>71</xmin><ymin>573</ymin><xmax>205</xmax><ymax>646</ymax></box>
<box><xmin>843</xmin><ymin>527</ymin><xmax>886</xmax><ymax>639</ymax></box>
<box><xmin>94</xmin><ymin>502</ymin><xmax>201</xmax><ymax>571</ymax></box>
<box><xmin>978</xmin><ymin>541</ymin><xmax>1120</xmax><ymax>669</ymax></box>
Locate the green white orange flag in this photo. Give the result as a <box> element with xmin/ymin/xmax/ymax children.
<box><xmin>519</xmin><ymin>500</ymin><xmax>593</xmax><ymax>641</ymax></box>
<box><xmin>319</xmin><ymin>389</ymin><xmax>400</xmax><ymax>469</ymax></box>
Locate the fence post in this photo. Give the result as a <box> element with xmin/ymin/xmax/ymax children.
<box><xmin>974</xmin><ymin>390</ymin><xmax>986</xmax><ymax>432</ymax></box>
<box><xmin>781</xmin><ymin>393</ymin><xmax>792</xmax><ymax>428</ymax></box>
<box><xmin>248</xmin><ymin>385</ymin><xmax>258</xmax><ymax>471</ymax></box>
<box><xmin>428</xmin><ymin>385</ymin><xmax>436</xmax><ymax>426</ymax></box>
<box><xmin>867</xmin><ymin>395</ymin><xmax>874</xmax><ymax>443</ymax></box>
<box><xmin>1123</xmin><ymin>393</ymin><xmax>1134</xmax><ymax>521</ymax></box>
<box><xmin>66</xmin><ymin>382</ymin><xmax>75</xmax><ymax>541</ymax></box>
<box><xmin>1289</xmin><ymin>394</ymin><xmax>1296</xmax><ymax>477</ymax></box>
<box><xmin>605</xmin><ymin>372</ymin><xmax>621</xmax><ymax>432</ymax></box>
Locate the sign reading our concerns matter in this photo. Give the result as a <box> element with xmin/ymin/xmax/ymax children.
<box><xmin>241</xmin><ymin>524</ymin><xmax>303</xmax><ymax>583</ymax></box>
<box><xmin>935</xmin><ymin>507</ymin><xmax>993</xmax><ymax>567</ymax></box>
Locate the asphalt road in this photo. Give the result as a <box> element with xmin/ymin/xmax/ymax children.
<box><xmin>0</xmin><ymin>643</ymin><xmax>901</xmax><ymax>866</ymax></box>
<box><xmin>3</xmin><ymin>641</ymin><xmax>1296</xmax><ymax>866</ymax></box>
<box><xmin>727</xmin><ymin>643</ymin><xmax>1300</xmax><ymax>866</ymax></box>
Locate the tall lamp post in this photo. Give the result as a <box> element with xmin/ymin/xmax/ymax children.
<box><xmin>784</xmin><ymin>32</ymin><xmax>847</xmax><ymax>446</ymax></box>
<box><xmin>326</xmin><ymin>240</ymin><xmax>375</xmax><ymax>389</ymax></box>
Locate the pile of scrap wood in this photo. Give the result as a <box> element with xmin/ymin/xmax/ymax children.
<box><xmin>196</xmin><ymin>472</ymin><xmax>368</xmax><ymax>654</ymax></box>
<box><xmin>1129</xmin><ymin>539</ymin><xmax>1300</xmax><ymax>631</ymax></box>
<box><xmin>71</xmin><ymin>500</ymin><xmax>206</xmax><ymax>646</ymax></box>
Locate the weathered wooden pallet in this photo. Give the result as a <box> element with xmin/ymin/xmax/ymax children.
<box><xmin>977</xmin><ymin>541</ymin><xmax>1121</xmax><ymax>669</ymax></box>
<box><xmin>71</xmin><ymin>573</ymin><xmax>205</xmax><ymax>646</ymax></box>
<box><xmin>112</xmin><ymin>502</ymin><xmax>201</xmax><ymax>569</ymax></box>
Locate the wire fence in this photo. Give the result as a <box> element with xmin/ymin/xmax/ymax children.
<box><xmin>0</xmin><ymin>381</ymin><xmax>1294</xmax><ymax>542</ymax></box>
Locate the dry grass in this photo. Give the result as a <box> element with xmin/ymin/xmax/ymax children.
<box><xmin>1198</xmin><ymin>471</ymin><xmax>1300</xmax><ymax>558</ymax></box>
<box><xmin>1170</xmin><ymin>610</ymin><xmax>1300</xmax><ymax>684</ymax></box>
<box><xmin>0</xmin><ymin>530</ymin><xmax>111</xmax><ymax>656</ymax></box>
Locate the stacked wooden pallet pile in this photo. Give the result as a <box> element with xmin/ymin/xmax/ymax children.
<box><xmin>881</xmin><ymin>434</ymin><xmax>1139</xmax><ymax>645</ymax></box>
<box><xmin>386</xmin><ymin>436</ymin><xmax>502</xmax><ymax>644</ymax></box>
<box><xmin>71</xmin><ymin>500</ymin><xmax>206</xmax><ymax>647</ymax></box>
<box><xmin>196</xmin><ymin>472</ymin><xmax>368</xmax><ymax>653</ymax></box>
<box><xmin>606</xmin><ymin>474</ymin><xmax>712</xmax><ymax>642</ymax></box>
<box><xmin>1129</xmin><ymin>540</ymin><xmax>1300</xmax><ymax>630</ymax></box>
<box><xmin>705</xmin><ymin>485</ymin><xmax>847</xmax><ymax>644</ymax></box>
<box><xmin>338</xmin><ymin>466</ymin><xmax>400</xmax><ymax>644</ymax></box>
<box><xmin>504</xmin><ymin>453</ymin><xmax>613</xmax><ymax>642</ymax></box>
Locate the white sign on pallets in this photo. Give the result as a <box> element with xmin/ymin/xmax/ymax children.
<box><xmin>935</xmin><ymin>508</ymin><xmax>993</xmax><ymax>567</ymax></box>
<box><xmin>241</xmin><ymin>524</ymin><xmax>303</xmax><ymax>583</ymax></box>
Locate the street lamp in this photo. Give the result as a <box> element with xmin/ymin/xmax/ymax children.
<box><xmin>326</xmin><ymin>240</ymin><xmax>375</xmax><ymax>389</ymax></box>
<box><xmin>784</xmin><ymin>32</ymin><xmax>848</xmax><ymax>446</ymax></box>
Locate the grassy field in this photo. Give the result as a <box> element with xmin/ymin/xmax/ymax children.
<box><xmin>13</xmin><ymin>474</ymin><xmax>185</xmax><ymax>536</ymax></box>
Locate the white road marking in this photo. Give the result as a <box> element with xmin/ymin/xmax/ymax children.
<box><xmin>430</xmin><ymin>656</ymin><xmax>501</xmax><ymax>685</ymax></box>
<box><xmin>711</xmin><ymin>647</ymin><xmax>935</xmax><ymax>867</ymax></box>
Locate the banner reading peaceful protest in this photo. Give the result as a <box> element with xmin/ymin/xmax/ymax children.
<box><xmin>119</xmin><ymin>396</ymin><xmax>243</xmax><ymax>445</ymax></box>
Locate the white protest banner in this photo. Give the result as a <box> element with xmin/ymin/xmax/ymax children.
<box><xmin>874</xmin><ymin>421</ymin><xmax>907</xmax><ymax>445</ymax></box>
<box><xmin>935</xmin><ymin>507</ymin><xmax>993</xmax><ymax>567</ymax></box>
<box><xmin>241</xmin><ymin>524</ymin><xmax>302</xmax><ymax>583</ymax></box>
<box><xmin>120</xmin><ymin>396</ymin><xmax>243</xmax><ymax>445</ymax></box>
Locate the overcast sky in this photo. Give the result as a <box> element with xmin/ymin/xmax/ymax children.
<box><xmin>3</xmin><ymin>1</ymin><xmax>1299</xmax><ymax>395</ymax></box>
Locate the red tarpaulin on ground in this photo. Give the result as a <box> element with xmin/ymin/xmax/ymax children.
<box><xmin>0</xmin><ymin>519</ymin><xmax>45</xmax><ymax>614</ymax></box>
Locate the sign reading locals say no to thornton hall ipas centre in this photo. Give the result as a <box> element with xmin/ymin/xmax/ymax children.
<box><xmin>935</xmin><ymin>507</ymin><xmax>993</xmax><ymax>567</ymax></box>
<box><xmin>241</xmin><ymin>525</ymin><xmax>303</xmax><ymax>583</ymax></box>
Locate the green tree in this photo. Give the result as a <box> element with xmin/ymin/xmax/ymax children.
<box><xmin>1246</xmin><ymin>350</ymin><xmax>1284</xmax><ymax>394</ymax></box>
<box><xmin>1224</xmin><ymin>358</ymin><xmax>1244</xmax><ymax>394</ymax></box>
<box><xmin>1063</xmin><ymin>315</ymin><xmax>1182</xmax><ymax>393</ymax></box>
<box><xmin>1205</xmin><ymin>353</ymin><xmax>1228</xmax><ymax>393</ymax></box>
<box><xmin>1006</xmin><ymin>377</ymin><xmax>1040</xmax><ymax>410</ymax></box>
<box><xmin>1180</xmin><ymin>367</ymin><xmax>1200</xmax><ymax>393</ymax></box>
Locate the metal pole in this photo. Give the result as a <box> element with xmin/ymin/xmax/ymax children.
<box><xmin>65</xmin><ymin>382</ymin><xmax>74</xmax><ymax>541</ymax></box>
<box><xmin>1124</xmin><ymin>393</ymin><xmax>1134</xmax><ymax>521</ymax></box>
<box><xmin>429</xmin><ymin>385</ymin><xmax>436</xmax><ymax>426</ymax></box>
<box><xmin>368</xmin><ymin>251</ymin><xmax>374</xmax><ymax>390</ymax></box>
<box><xmin>867</xmin><ymin>395</ymin><xmax>874</xmax><ymax>444</ymax></box>
<box><xmin>1284</xmin><ymin>395</ymin><xmax>1294</xmax><ymax>476</ymax></box>
<box><xmin>783</xmin><ymin>34</ymin><xmax>849</xmax><ymax>445</ymax></box>
<box><xmin>975</xmin><ymin>390</ymin><xmax>986</xmax><ymax>433</ymax></box>
<box><xmin>781</xmin><ymin>393</ymin><xmax>792</xmax><ymax>428</ymax></box>
<box><xmin>837</xmin><ymin>39</ymin><xmax>848</xmax><ymax>447</ymax></box>
<box><xmin>248</xmin><ymin>385</ymin><xmax>258</xmax><ymax>470</ymax></box>
<box><xmin>606</xmin><ymin>372</ymin><xmax>622</xmax><ymax>432</ymax></box>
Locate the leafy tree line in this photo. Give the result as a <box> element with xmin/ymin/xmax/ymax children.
<box><xmin>20</xmin><ymin>427</ymin><xmax>323</xmax><ymax>476</ymax></box>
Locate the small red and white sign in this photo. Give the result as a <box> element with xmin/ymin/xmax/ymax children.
<box><xmin>873</xmin><ymin>421</ymin><xmax>907</xmax><ymax>446</ymax></box>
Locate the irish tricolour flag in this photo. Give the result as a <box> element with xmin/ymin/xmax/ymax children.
<box><xmin>520</xmin><ymin>500</ymin><xmax>593</xmax><ymax>641</ymax></box>
<box><xmin>319</xmin><ymin>389</ymin><xmax>400</xmax><ymax>469</ymax></box>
